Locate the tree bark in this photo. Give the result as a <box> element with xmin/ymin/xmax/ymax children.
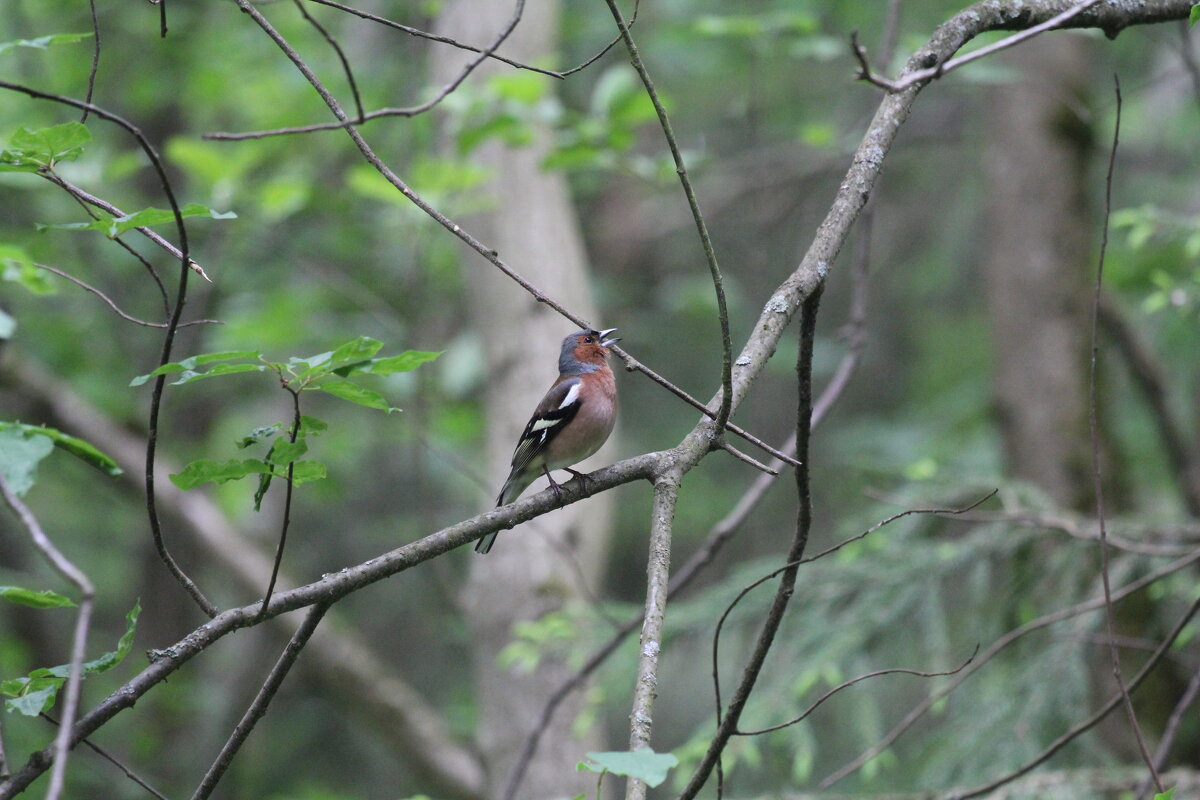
<box><xmin>431</xmin><ymin>3</ymin><xmax>615</xmax><ymax>797</ymax></box>
<box><xmin>982</xmin><ymin>33</ymin><xmax>1096</xmax><ymax>511</ymax></box>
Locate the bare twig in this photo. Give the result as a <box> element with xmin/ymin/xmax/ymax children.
<box><xmin>293</xmin><ymin>0</ymin><xmax>364</xmax><ymax>122</ymax></box>
<box><xmin>191</xmin><ymin>602</ymin><xmax>330</xmax><ymax>800</ymax></box>
<box><xmin>0</xmin><ymin>475</ymin><xmax>95</xmax><ymax>800</ymax></box>
<box><xmin>603</xmin><ymin>0</ymin><xmax>734</xmax><ymax>435</ymax></box>
<box><xmin>81</xmin><ymin>0</ymin><xmax>100</xmax><ymax>122</ymax></box>
<box><xmin>210</xmin><ymin>0</ymin><xmax>529</xmax><ymax>140</ymax></box>
<box><xmin>1087</xmin><ymin>75</ymin><xmax>1161</xmax><ymax>794</ymax></box>
<box><xmin>736</xmin><ymin>646</ymin><xmax>979</xmax><ymax>736</ymax></box>
<box><xmin>717</xmin><ymin>442</ymin><xmax>779</xmax><ymax>475</ymax></box>
<box><xmin>259</xmin><ymin>386</ymin><xmax>303</xmax><ymax>618</ymax></box>
<box><xmin>625</xmin><ymin>473</ymin><xmax>681</xmax><ymax>800</ymax></box>
<box><xmin>851</xmin><ymin>0</ymin><xmax>1106</xmax><ymax>92</ymax></box>
<box><xmin>31</xmin><ymin>263</ymin><xmax>215</xmax><ymax>328</ymax></box>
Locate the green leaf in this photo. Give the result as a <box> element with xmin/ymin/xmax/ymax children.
<box><xmin>79</xmin><ymin>600</ymin><xmax>140</xmax><ymax>675</ymax></box>
<box><xmin>0</xmin><ymin>122</ymin><xmax>90</xmax><ymax>171</ymax></box>
<box><xmin>299</xmin><ymin>416</ymin><xmax>328</xmax><ymax>436</ymax></box>
<box><xmin>0</xmin><ymin>422</ymin><xmax>122</xmax><ymax>477</ymax></box>
<box><xmin>169</xmin><ymin>458</ymin><xmax>271</xmax><ymax>489</ymax></box>
<box><xmin>252</xmin><ymin>471</ymin><xmax>273</xmax><ymax>511</ymax></box>
<box><xmin>0</xmin><ymin>428</ymin><xmax>54</xmax><ymax>496</ymax></box>
<box><xmin>38</xmin><ymin>202</ymin><xmax>236</xmax><ymax>238</ymax></box>
<box><xmin>316</xmin><ymin>380</ymin><xmax>397</xmax><ymax>412</ymax></box>
<box><xmin>266</xmin><ymin>439</ymin><xmax>307</xmax><ymax>466</ymax></box>
<box><xmin>336</xmin><ymin>350</ymin><xmax>442</xmax><ymax>377</ymax></box>
<box><xmin>0</xmin><ymin>586</ymin><xmax>76</xmax><ymax>609</ymax></box>
<box><xmin>1191</xmin><ymin>4</ymin><xmax>1200</xmax><ymax>25</ymax></box>
<box><xmin>0</xmin><ymin>32</ymin><xmax>93</xmax><ymax>56</ymax></box>
<box><xmin>577</xmin><ymin>749</ymin><xmax>679</xmax><ymax>788</ymax></box>
<box><xmin>288</xmin><ymin>461</ymin><xmax>327</xmax><ymax>485</ymax></box>
<box><xmin>130</xmin><ymin>350</ymin><xmax>262</xmax><ymax>386</ymax></box>
<box><xmin>5</xmin><ymin>684</ymin><xmax>58</xmax><ymax>716</ymax></box>
<box><xmin>321</xmin><ymin>336</ymin><xmax>385</xmax><ymax>376</ymax></box>
<box><xmin>1154</xmin><ymin>789</ymin><xmax>1176</xmax><ymax>800</ymax></box>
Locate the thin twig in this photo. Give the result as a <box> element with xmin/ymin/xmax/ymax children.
<box><xmin>190</xmin><ymin>602</ymin><xmax>330</xmax><ymax>800</ymax></box>
<box><xmin>820</xmin><ymin>544</ymin><xmax>1200</xmax><ymax>788</ymax></box>
<box><xmin>292</xmin><ymin>0</ymin><xmax>364</xmax><ymax>122</ymax></box>
<box><xmin>259</xmin><ymin>387</ymin><xmax>303</xmax><ymax>618</ymax></box>
<box><xmin>40</xmin><ymin>714</ymin><xmax>172</xmax><ymax>800</ymax></box>
<box><xmin>0</xmin><ymin>475</ymin><xmax>95</xmax><ymax>800</ymax></box>
<box><xmin>81</xmin><ymin>0</ymin><xmax>100</xmax><ymax>122</ymax></box>
<box><xmin>851</xmin><ymin>0</ymin><xmax>1106</xmax><ymax>92</ymax></box>
<box><xmin>603</xmin><ymin>0</ymin><xmax>734</xmax><ymax>435</ymax></box>
<box><xmin>210</xmin><ymin>0</ymin><xmax>529</xmax><ymax>140</ymax></box>
<box><xmin>31</xmin><ymin>263</ymin><xmax>215</xmax><ymax>328</ymax></box>
<box><xmin>1087</xmin><ymin>74</ymin><xmax>1161</xmax><ymax>794</ymax></box>
<box><xmin>717</xmin><ymin>442</ymin><xmax>778</xmax><ymax>475</ymax></box>
<box><xmin>735</xmin><ymin>646</ymin><xmax>979</xmax><ymax>736</ymax></box>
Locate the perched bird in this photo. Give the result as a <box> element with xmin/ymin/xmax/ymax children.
<box><xmin>476</xmin><ymin>328</ymin><xmax>620</xmax><ymax>554</ymax></box>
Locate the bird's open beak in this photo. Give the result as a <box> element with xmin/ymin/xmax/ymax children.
<box><xmin>598</xmin><ymin>327</ymin><xmax>620</xmax><ymax>347</ymax></box>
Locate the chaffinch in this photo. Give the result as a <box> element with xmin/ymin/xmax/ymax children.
<box><xmin>475</xmin><ymin>328</ymin><xmax>620</xmax><ymax>554</ymax></box>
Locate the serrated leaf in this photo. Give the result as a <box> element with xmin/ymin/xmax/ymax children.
<box><xmin>169</xmin><ymin>458</ymin><xmax>271</xmax><ymax>489</ymax></box>
<box><xmin>0</xmin><ymin>422</ymin><xmax>122</xmax><ymax>477</ymax></box>
<box><xmin>0</xmin><ymin>32</ymin><xmax>92</xmax><ymax>56</ymax></box>
<box><xmin>577</xmin><ymin>749</ymin><xmax>679</xmax><ymax>788</ymax></box>
<box><xmin>316</xmin><ymin>380</ymin><xmax>397</xmax><ymax>412</ymax></box>
<box><xmin>0</xmin><ymin>428</ymin><xmax>54</xmax><ymax>496</ymax></box>
<box><xmin>0</xmin><ymin>122</ymin><xmax>90</xmax><ymax>171</ymax></box>
<box><xmin>336</xmin><ymin>350</ymin><xmax>442</xmax><ymax>376</ymax></box>
<box><xmin>39</xmin><ymin>203</ymin><xmax>236</xmax><ymax>239</ymax></box>
<box><xmin>0</xmin><ymin>586</ymin><xmax>76</xmax><ymax>609</ymax></box>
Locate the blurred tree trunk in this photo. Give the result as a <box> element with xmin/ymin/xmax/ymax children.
<box><xmin>982</xmin><ymin>34</ymin><xmax>1096</xmax><ymax>511</ymax></box>
<box><xmin>431</xmin><ymin>4</ymin><xmax>615</xmax><ymax>798</ymax></box>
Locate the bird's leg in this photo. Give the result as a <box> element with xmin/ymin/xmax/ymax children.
<box><xmin>543</xmin><ymin>466</ymin><xmax>566</xmax><ymax>503</ymax></box>
<box><xmin>564</xmin><ymin>467</ymin><xmax>593</xmax><ymax>496</ymax></box>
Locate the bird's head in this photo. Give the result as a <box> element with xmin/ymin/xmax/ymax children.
<box><xmin>560</xmin><ymin>328</ymin><xmax>619</xmax><ymax>374</ymax></box>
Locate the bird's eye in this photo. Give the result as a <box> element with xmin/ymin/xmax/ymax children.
<box><xmin>584</xmin><ymin>336</ymin><xmax>594</xmax><ymax>343</ymax></box>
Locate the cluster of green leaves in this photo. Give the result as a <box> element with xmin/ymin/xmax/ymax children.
<box><xmin>130</xmin><ymin>337</ymin><xmax>438</xmax><ymax>506</ymax></box>
<box><xmin>1111</xmin><ymin>204</ymin><xmax>1200</xmax><ymax>316</ymax></box>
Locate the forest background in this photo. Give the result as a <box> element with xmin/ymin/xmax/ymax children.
<box><xmin>1</xmin><ymin>0</ymin><xmax>1199</xmax><ymax>799</ymax></box>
